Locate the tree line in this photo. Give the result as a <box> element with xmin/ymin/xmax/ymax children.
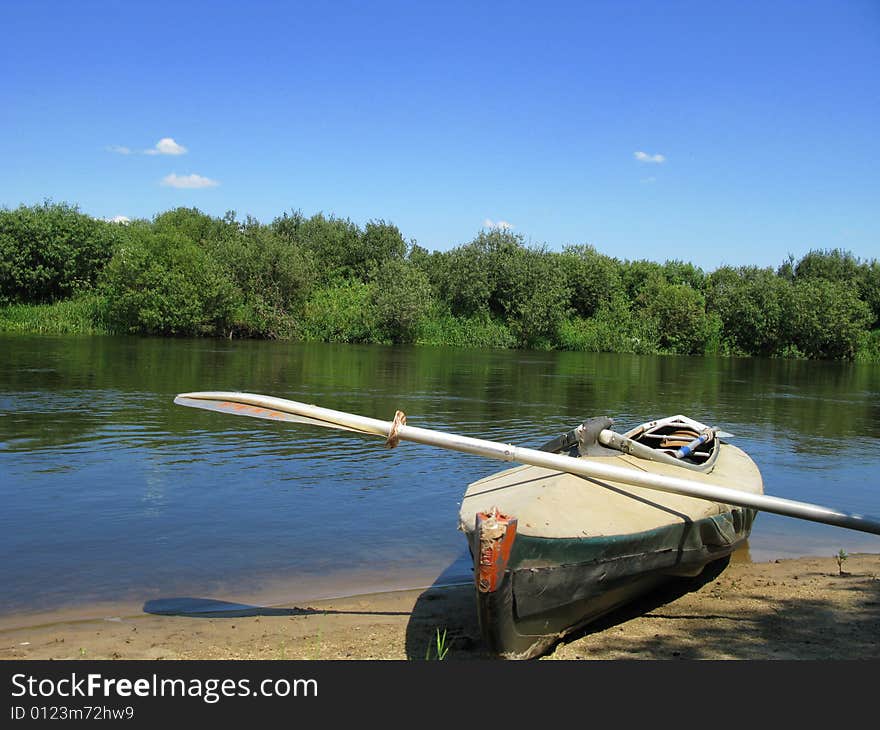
<box><xmin>1</xmin><ymin>201</ymin><xmax>877</xmax><ymax>360</ymax></box>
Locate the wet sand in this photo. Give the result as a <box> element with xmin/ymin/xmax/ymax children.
<box><xmin>1</xmin><ymin>553</ymin><xmax>878</xmax><ymax>660</ymax></box>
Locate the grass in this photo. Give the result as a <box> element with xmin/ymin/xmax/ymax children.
<box><xmin>425</xmin><ymin>628</ymin><xmax>450</xmax><ymax>660</ymax></box>
<box><xmin>836</xmin><ymin>548</ymin><xmax>849</xmax><ymax>576</ymax></box>
<box><xmin>0</xmin><ymin>295</ymin><xmax>113</xmax><ymax>335</ymax></box>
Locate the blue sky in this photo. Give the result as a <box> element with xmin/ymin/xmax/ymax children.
<box><xmin>2</xmin><ymin>0</ymin><xmax>878</xmax><ymax>270</ymax></box>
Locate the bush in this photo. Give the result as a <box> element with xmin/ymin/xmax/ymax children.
<box><xmin>415</xmin><ymin>308</ymin><xmax>516</xmax><ymax>349</ymax></box>
<box><xmin>557</xmin><ymin>295</ymin><xmax>659</xmax><ymax>354</ymax></box>
<box><xmin>370</xmin><ymin>259</ymin><xmax>434</xmax><ymax>344</ymax></box>
<box><xmin>786</xmin><ymin>279</ymin><xmax>872</xmax><ymax>360</ymax></box>
<box><xmin>661</xmin><ymin>259</ymin><xmax>706</xmax><ymax>292</ymax></box>
<box><xmin>638</xmin><ymin>279</ymin><xmax>717</xmax><ymax>355</ymax></box>
<box><xmin>209</xmin><ymin>218</ymin><xmax>316</xmax><ymax>338</ymax></box>
<box><xmin>100</xmin><ymin>225</ymin><xmax>238</xmax><ymax>336</ymax></box>
<box><xmin>0</xmin><ymin>201</ymin><xmax>122</xmax><ymax>304</ymax></box>
<box><xmin>706</xmin><ymin>266</ymin><xmax>791</xmax><ymax>356</ymax></box>
<box><xmin>856</xmin><ymin>329</ymin><xmax>880</xmax><ymax>363</ymax></box>
<box><xmin>507</xmin><ymin>249</ymin><xmax>571</xmax><ymax>348</ymax></box>
<box><xmin>858</xmin><ymin>260</ymin><xmax>880</xmax><ymax>328</ymax></box>
<box><xmin>793</xmin><ymin>248</ymin><xmax>861</xmax><ymax>284</ymax></box>
<box><xmin>560</xmin><ymin>245</ymin><xmax>623</xmax><ymax>318</ymax></box>
<box><xmin>428</xmin><ymin>243</ymin><xmax>493</xmax><ymax>317</ymax></box>
<box><xmin>152</xmin><ymin>207</ymin><xmax>231</xmax><ymax>245</ymax></box>
<box><xmin>301</xmin><ymin>280</ymin><xmax>376</xmax><ymax>343</ymax></box>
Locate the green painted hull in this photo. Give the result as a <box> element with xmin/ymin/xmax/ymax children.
<box><xmin>467</xmin><ymin>508</ymin><xmax>756</xmax><ymax>659</ymax></box>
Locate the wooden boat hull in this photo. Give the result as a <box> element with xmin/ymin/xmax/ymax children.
<box><xmin>458</xmin><ymin>437</ymin><xmax>762</xmax><ymax>659</ymax></box>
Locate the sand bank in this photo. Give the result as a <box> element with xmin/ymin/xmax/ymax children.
<box><xmin>1</xmin><ymin>553</ymin><xmax>878</xmax><ymax>660</ymax></box>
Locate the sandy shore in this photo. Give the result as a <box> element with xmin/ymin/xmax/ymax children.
<box><xmin>1</xmin><ymin>553</ymin><xmax>878</xmax><ymax>660</ymax></box>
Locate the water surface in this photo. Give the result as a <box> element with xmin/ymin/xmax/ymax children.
<box><xmin>1</xmin><ymin>334</ymin><xmax>879</xmax><ymax>617</ymax></box>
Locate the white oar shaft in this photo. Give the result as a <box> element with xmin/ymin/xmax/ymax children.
<box><xmin>177</xmin><ymin>392</ymin><xmax>880</xmax><ymax>537</ymax></box>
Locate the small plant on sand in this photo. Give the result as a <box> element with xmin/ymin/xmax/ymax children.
<box><xmin>836</xmin><ymin>549</ymin><xmax>849</xmax><ymax>576</ymax></box>
<box><xmin>425</xmin><ymin>628</ymin><xmax>450</xmax><ymax>660</ymax></box>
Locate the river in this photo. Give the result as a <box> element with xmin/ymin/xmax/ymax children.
<box><xmin>1</xmin><ymin>334</ymin><xmax>879</xmax><ymax>617</ymax></box>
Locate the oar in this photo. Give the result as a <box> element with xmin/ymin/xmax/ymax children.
<box><xmin>174</xmin><ymin>391</ymin><xmax>880</xmax><ymax>537</ymax></box>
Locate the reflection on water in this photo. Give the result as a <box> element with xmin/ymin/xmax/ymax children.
<box><xmin>1</xmin><ymin>334</ymin><xmax>879</xmax><ymax>615</ymax></box>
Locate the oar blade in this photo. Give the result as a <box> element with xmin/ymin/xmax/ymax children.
<box><xmin>173</xmin><ymin>395</ymin><xmax>364</xmax><ymax>434</ymax></box>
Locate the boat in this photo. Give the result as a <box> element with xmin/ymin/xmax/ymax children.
<box><xmin>457</xmin><ymin>414</ymin><xmax>762</xmax><ymax>659</ymax></box>
<box><xmin>172</xmin><ymin>392</ymin><xmax>880</xmax><ymax>660</ymax></box>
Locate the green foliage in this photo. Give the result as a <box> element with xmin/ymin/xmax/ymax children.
<box><xmin>301</xmin><ymin>280</ymin><xmax>375</xmax><ymax>343</ymax></box>
<box><xmin>0</xmin><ymin>201</ymin><xmax>122</xmax><ymax>304</ymax></box>
<box><xmin>429</xmin><ymin>243</ymin><xmax>493</xmax><ymax>317</ymax></box>
<box><xmin>369</xmin><ymin>259</ymin><xmax>433</xmax><ymax>344</ymax></box>
<box><xmin>152</xmin><ymin>207</ymin><xmax>230</xmax><ymax>245</ymax></box>
<box><xmin>425</xmin><ymin>628</ymin><xmax>450</xmax><ymax>660</ymax></box>
<box><xmin>415</xmin><ymin>309</ymin><xmax>516</xmax><ymax>349</ymax></box>
<box><xmin>557</xmin><ymin>295</ymin><xmax>659</xmax><ymax>354</ymax></box>
<box><xmin>2</xmin><ymin>201</ymin><xmax>877</xmax><ymax>361</ymax></box>
<box><xmin>0</xmin><ymin>294</ymin><xmax>111</xmax><ymax>335</ymax></box>
<box><xmin>706</xmin><ymin>266</ymin><xmax>791</xmax><ymax>356</ymax></box>
<box><xmin>618</xmin><ymin>259</ymin><xmax>667</xmax><ymax>303</ymax></box>
<box><xmin>859</xmin><ymin>260</ymin><xmax>880</xmax><ymax>328</ymax></box>
<box><xmin>638</xmin><ymin>279</ymin><xmax>718</xmax><ymax>355</ymax></box>
<box><xmin>786</xmin><ymin>279</ymin><xmax>872</xmax><ymax>360</ymax></box>
<box><xmin>209</xmin><ymin>217</ymin><xmax>316</xmax><ymax>338</ymax></box>
<box><xmin>473</xmin><ymin>231</ymin><xmax>572</xmax><ymax>347</ymax></box>
<box><xmin>836</xmin><ymin>548</ymin><xmax>848</xmax><ymax>576</ymax></box>
<box><xmin>856</xmin><ymin>329</ymin><xmax>880</xmax><ymax>363</ymax></box>
<box><xmin>290</xmin><ymin>213</ymin><xmax>363</xmax><ymax>283</ymax></box>
<box><xmin>360</xmin><ymin>220</ymin><xmax>408</xmax><ymax>278</ymax></box>
<box><xmin>661</xmin><ymin>259</ymin><xmax>706</xmax><ymax>292</ymax></box>
<box><xmin>560</xmin><ymin>244</ymin><xmax>623</xmax><ymax>318</ymax></box>
<box><xmin>794</xmin><ymin>248</ymin><xmax>861</xmax><ymax>284</ymax></box>
<box><xmin>100</xmin><ymin>225</ymin><xmax>238</xmax><ymax>336</ymax></box>
<box><xmin>502</xmin><ymin>248</ymin><xmax>571</xmax><ymax>349</ymax></box>
<box><xmin>271</xmin><ymin>213</ymin><xmax>407</xmax><ymax>284</ymax></box>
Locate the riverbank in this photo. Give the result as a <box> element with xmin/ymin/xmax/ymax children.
<box><xmin>2</xmin><ymin>553</ymin><xmax>878</xmax><ymax>660</ymax></box>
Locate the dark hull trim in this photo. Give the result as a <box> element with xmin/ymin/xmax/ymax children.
<box><xmin>469</xmin><ymin>509</ymin><xmax>755</xmax><ymax>659</ymax></box>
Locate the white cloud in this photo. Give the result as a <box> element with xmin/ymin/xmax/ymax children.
<box><xmin>161</xmin><ymin>172</ymin><xmax>220</xmax><ymax>189</ymax></box>
<box><xmin>634</xmin><ymin>150</ymin><xmax>666</xmax><ymax>164</ymax></box>
<box><xmin>483</xmin><ymin>218</ymin><xmax>514</xmax><ymax>230</ymax></box>
<box><xmin>106</xmin><ymin>215</ymin><xmax>131</xmax><ymax>223</ymax></box>
<box><xmin>146</xmin><ymin>137</ymin><xmax>188</xmax><ymax>155</ymax></box>
<box><xmin>107</xmin><ymin>145</ymin><xmax>131</xmax><ymax>155</ymax></box>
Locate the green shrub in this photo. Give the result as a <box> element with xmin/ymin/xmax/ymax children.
<box><xmin>557</xmin><ymin>295</ymin><xmax>659</xmax><ymax>354</ymax></box>
<box><xmin>0</xmin><ymin>201</ymin><xmax>122</xmax><ymax>304</ymax></box>
<box><xmin>415</xmin><ymin>309</ymin><xmax>516</xmax><ymax>349</ymax></box>
<box><xmin>152</xmin><ymin>207</ymin><xmax>231</xmax><ymax>245</ymax></box>
<box><xmin>301</xmin><ymin>281</ymin><xmax>376</xmax><ymax>343</ymax></box>
<box><xmin>638</xmin><ymin>279</ymin><xmax>716</xmax><ymax>355</ymax></box>
<box><xmin>706</xmin><ymin>266</ymin><xmax>791</xmax><ymax>356</ymax></box>
<box><xmin>793</xmin><ymin>248</ymin><xmax>861</xmax><ymax>284</ymax></box>
<box><xmin>209</xmin><ymin>218</ymin><xmax>316</xmax><ymax>338</ymax></box>
<box><xmin>661</xmin><ymin>259</ymin><xmax>706</xmax><ymax>291</ymax></box>
<box><xmin>370</xmin><ymin>259</ymin><xmax>433</xmax><ymax>344</ymax></box>
<box><xmin>786</xmin><ymin>279</ymin><xmax>872</xmax><ymax>360</ymax></box>
<box><xmin>428</xmin><ymin>244</ymin><xmax>493</xmax><ymax>317</ymax></box>
<box><xmin>100</xmin><ymin>225</ymin><xmax>238</xmax><ymax>336</ymax></box>
<box><xmin>855</xmin><ymin>329</ymin><xmax>880</xmax><ymax>363</ymax></box>
<box><xmin>560</xmin><ymin>244</ymin><xmax>623</xmax><ymax>318</ymax></box>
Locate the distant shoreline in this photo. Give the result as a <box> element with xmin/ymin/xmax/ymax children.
<box><xmin>2</xmin><ymin>203</ymin><xmax>878</xmax><ymax>362</ymax></box>
<box><xmin>2</xmin><ymin>313</ymin><xmax>879</xmax><ymax>365</ymax></box>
